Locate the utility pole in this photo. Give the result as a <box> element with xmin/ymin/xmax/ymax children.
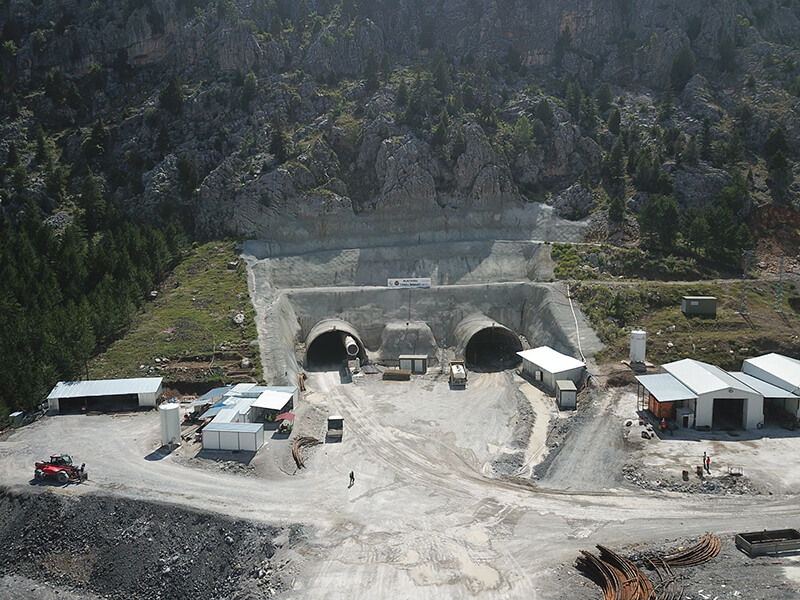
<box><xmin>738</xmin><ymin>250</ymin><xmax>754</xmax><ymax>316</ymax></box>
<box><xmin>775</xmin><ymin>257</ymin><xmax>785</xmax><ymax>313</ymax></box>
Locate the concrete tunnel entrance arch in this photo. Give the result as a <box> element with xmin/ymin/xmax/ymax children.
<box><xmin>305</xmin><ymin>319</ymin><xmax>366</xmax><ymax>370</ymax></box>
<box><xmin>453</xmin><ymin>315</ymin><xmax>523</xmax><ymax>372</ymax></box>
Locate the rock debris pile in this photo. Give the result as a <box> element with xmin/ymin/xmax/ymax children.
<box><xmin>621</xmin><ymin>465</ymin><xmax>762</xmax><ymax>495</ymax></box>
<box><xmin>0</xmin><ymin>488</ymin><xmax>298</xmax><ymax>599</ymax></box>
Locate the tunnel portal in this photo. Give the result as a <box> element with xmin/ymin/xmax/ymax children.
<box><xmin>305</xmin><ymin>320</ymin><xmax>365</xmax><ymax>371</ymax></box>
<box><xmin>464</xmin><ymin>327</ymin><xmax>523</xmax><ymax>372</ymax></box>
<box><xmin>306</xmin><ymin>331</ymin><xmax>353</xmax><ymax>370</ymax></box>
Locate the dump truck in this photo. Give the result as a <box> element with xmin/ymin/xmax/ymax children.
<box><xmin>449</xmin><ymin>360</ymin><xmax>467</xmax><ymax>387</ymax></box>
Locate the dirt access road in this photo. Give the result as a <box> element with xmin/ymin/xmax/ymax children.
<box><xmin>2</xmin><ymin>371</ymin><xmax>800</xmax><ymax>599</ymax></box>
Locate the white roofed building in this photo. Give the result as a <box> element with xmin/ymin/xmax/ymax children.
<box><xmin>47</xmin><ymin>378</ymin><xmax>163</xmax><ymax>413</ymax></box>
<box><xmin>658</xmin><ymin>359</ymin><xmax>763</xmax><ymax>430</ymax></box>
<box><xmin>200</xmin><ymin>384</ymin><xmax>298</xmax><ymax>452</ymax></box>
<box><xmin>517</xmin><ymin>347</ymin><xmax>585</xmax><ymax>392</ymax></box>
<box><xmin>741</xmin><ymin>353</ymin><xmax>800</xmax><ymax>420</ymax></box>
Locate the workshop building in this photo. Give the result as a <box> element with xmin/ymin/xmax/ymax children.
<box><xmin>741</xmin><ymin>353</ymin><xmax>800</xmax><ymax>420</ymax></box>
<box><xmin>47</xmin><ymin>378</ymin><xmax>163</xmax><ymax>413</ymax></box>
<box><xmin>638</xmin><ymin>359</ymin><xmax>763</xmax><ymax>430</ymax></box>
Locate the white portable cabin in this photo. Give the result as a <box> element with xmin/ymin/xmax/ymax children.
<box><xmin>201</xmin><ymin>422</ymin><xmax>264</xmax><ymax>451</ymax></box>
<box><xmin>399</xmin><ymin>355</ymin><xmax>428</xmax><ymax>374</ymax></box>
<box><xmin>517</xmin><ymin>347</ymin><xmax>585</xmax><ymax>392</ymax></box>
<box><xmin>199</xmin><ymin>384</ymin><xmax>298</xmax><ymax>452</ymax></box>
<box><xmin>556</xmin><ymin>380</ymin><xmax>578</xmax><ymax>409</ymax></box>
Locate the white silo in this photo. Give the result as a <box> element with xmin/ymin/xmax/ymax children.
<box><xmin>630</xmin><ymin>329</ymin><xmax>647</xmax><ymax>363</ymax></box>
<box><xmin>160</xmin><ymin>403</ymin><xmax>181</xmax><ymax>446</ymax></box>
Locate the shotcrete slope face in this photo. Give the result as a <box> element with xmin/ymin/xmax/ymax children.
<box><xmin>242</xmin><ymin>239</ymin><xmax>602</xmax><ymax>381</ymax></box>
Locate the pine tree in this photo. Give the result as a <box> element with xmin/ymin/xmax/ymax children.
<box><xmin>241</xmin><ymin>72</ymin><xmax>258</xmax><ymax>108</ymax></box>
<box><xmin>535</xmin><ymin>98</ymin><xmax>554</xmax><ymax>128</ymax></box>
<box><xmin>513</xmin><ymin>115</ymin><xmax>533</xmax><ymax>152</ymax></box>
<box><xmin>608</xmin><ymin>194</ymin><xmax>625</xmax><ymax>223</ymax></box>
<box><xmin>270</xmin><ymin>123</ymin><xmax>290</xmax><ymax>164</ymax></box>
<box><xmin>396</xmin><ymin>78</ymin><xmax>408</xmax><ymax>106</ymax></box>
<box><xmin>670</xmin><ymin>44</ymin><xmax>696</xmax><ymax>91</ymax></box>
<box><xmin>596</xmin><ymin>82</ymin><xmax>613</xmax><ymax>113</ymax></box>
<box><xmin>566</xmin><ymin>81</ymin><xmax>582</xmax><ymax>121</ymax></box>
<box><xmin>364</xmin><ymin>50</ymin><xmax>379</xmax><ymax>92</ymax></box>
<box><xmin>431</xmin><ymin>51</ymin><xmax>452</xmax><ymax>95</ymax></box>
<box><xmin>5</xmin><ymin>141</ymin><xmax>19</xmax><ymax>167</ymax></box>
<box><xmin>380</xmin><ymin>53</ymin><xmax>391</xmax><ymax>83</ymax></box>
<box><xmin>432</xmin><ymin>114</ymin><xmax>449</xmax><ymax>147</ymax></box>
<box><xmin>607</xmin><ymin>108</ymin><xmax>620</xmax><ymax>136</ymax></box>
<box><xmin>159</xmin><ymin>74</ymin><xmax>183</xmax><ymax>114</ymax></box>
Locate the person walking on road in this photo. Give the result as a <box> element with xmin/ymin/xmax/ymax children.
<box><xmin>349</xmin><ymin>470</ymin><xmax>355</xmax><ymax>487</ymax></box>
<box><xmin>705</xmin><ymin>456</ymin><xmax>711</xmax><ymax>474</ymax></box>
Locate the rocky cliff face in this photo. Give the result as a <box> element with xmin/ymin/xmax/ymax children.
<box><xmin>0</xmin><ymin>0</ymin><xmax>797</xmax><ymax>251</ymax></box>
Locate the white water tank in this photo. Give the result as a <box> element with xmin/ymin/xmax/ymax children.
<box><xmin>160</xmin><ymin>403</ymin><xmax>181</xmax><ymax>446</ymax></box>
<box><xmin>630</xmin><ymin>329</ymin><xmax>647</xmax><ymax>363</ymax></box>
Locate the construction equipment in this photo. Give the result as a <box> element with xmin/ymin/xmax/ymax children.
<box><xmin>34</xmin><ymin>454</ymin><xmax>88</xmax><ymax>484</ymax></box>
<box><xmin>449</xmin><ymin>360</ymin><xmax>467</xmax><ymax>387</ymax></box>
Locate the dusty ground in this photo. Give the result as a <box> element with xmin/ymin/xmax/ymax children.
<box><xmin>2</xmin><ymin>369</ymin><xmax>800</xmax><ymax>599</ymax></box>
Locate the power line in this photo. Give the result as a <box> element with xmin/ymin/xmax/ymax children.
<box><xmin>738</xmin><ymin>250</ymin><xmax>755</xmax><ymax>316</ymax></box>
<box><xmin>775</xmin><ymin>257</ymin><xmax>785</xmax><ymax>313</ymax></box>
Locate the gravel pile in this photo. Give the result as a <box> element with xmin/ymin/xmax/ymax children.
<box><xmin>0</xmin><ymin>488</ymin><xmax>298</xmax><ymax>600</ymax></box>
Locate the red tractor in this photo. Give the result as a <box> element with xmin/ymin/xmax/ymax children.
<box><xmin>34</xmin><ymin>454</ymin><xmax>88</xmax><ymax>484</ymax></box>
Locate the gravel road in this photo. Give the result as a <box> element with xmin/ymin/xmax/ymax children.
<box><xmin>2</xmin><ymin>371</ymin><xmax>800</xmax><ymax>599</ymax></box>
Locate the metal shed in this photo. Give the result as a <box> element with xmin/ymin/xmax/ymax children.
<box><xmin>517</xmin><ymin>347</ymin><xmax>585</xmax><ymax>392</ymax></box>
<box><xmin>201</xmin><ymin>422</ymin><xmax>264</xmax><ymax>452</ymax></box>
<box><xmin>681</xmin><ymin>296</ymin><xmax>717</xmax><ymax>317</ymax></box>
<box><xmin>636</xmin><ymin>373</ymin><xmax>697</xmax><ymax>423</ymax></box>
<box><xmin>555</xmin><ymin>380</ymin><xmax>578</xmax><ymax>409</ymax></box>
<box><xmin>47</xmin><ymin>378</ymin><xmax>163</xmax><ymax>413</ymax></box>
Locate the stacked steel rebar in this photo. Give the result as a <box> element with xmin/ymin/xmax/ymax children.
<box><xmin>576</xmin><ymin>547</ymin><xmax>654</xmax><ymax>600</ymax></box>
<box><xmin>575</xmin><ymin>534</ymin><xmax>721</xmax><ymax>600</ymax></box>
<box><xmin>660</xmin><ymin>533</ymin><xmax>721</xmax><ymax>567</ymax></box>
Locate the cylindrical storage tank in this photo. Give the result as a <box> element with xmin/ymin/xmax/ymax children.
<box><xmin>630</xmin><ymin>329</ymin><xmax>647</xmax><ymax>363</ymax></box>
<box><xmin>341</xmin><ymin>334</ymin><xmax>359</xmax><ymax>357</ymax></box>
<box><xmin>160</xmin><ymin>403</ymin><xmax>181</xmax><ymax>446</ymax></box>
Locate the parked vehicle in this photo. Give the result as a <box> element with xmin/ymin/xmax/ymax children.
<box><xmin>327</xmin><ymin>415</ymin><xmax>343</xmax><ymax>440</ymax></box>
<box><xmin>34</xmin><ymin>454</ymin><xmax>88</xmax><ymax>484</ymax></box>
<box><xmin>449</xmin><ymin>360</ymin><xmax>467</xmax><ymax>387</ymax></box>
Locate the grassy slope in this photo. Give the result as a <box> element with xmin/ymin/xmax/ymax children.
<box><xmin>558</xmin><ymin>244</ymin><xmax>800</xmax><ymax>370</ymax></box>
<box><xmin>89</xmin><ymin>242</ymin><xmax>260</xmax><ymax>386</ymax></box>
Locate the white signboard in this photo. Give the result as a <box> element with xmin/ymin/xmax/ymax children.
<box><xmin>387</xmin><ymin>278</ymin><xmax>431</xmax><ymax>289</ymax></box>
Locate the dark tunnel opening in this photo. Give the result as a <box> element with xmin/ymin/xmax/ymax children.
<box><xmin>465</xmin><ymin>328</ymin><xmax>522</xmax><ymax>372</ymax></box>
<box><xmin>306</xmin><ymin>331</ymin><xmax>359</xmax><ymax>371</ymax></box>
